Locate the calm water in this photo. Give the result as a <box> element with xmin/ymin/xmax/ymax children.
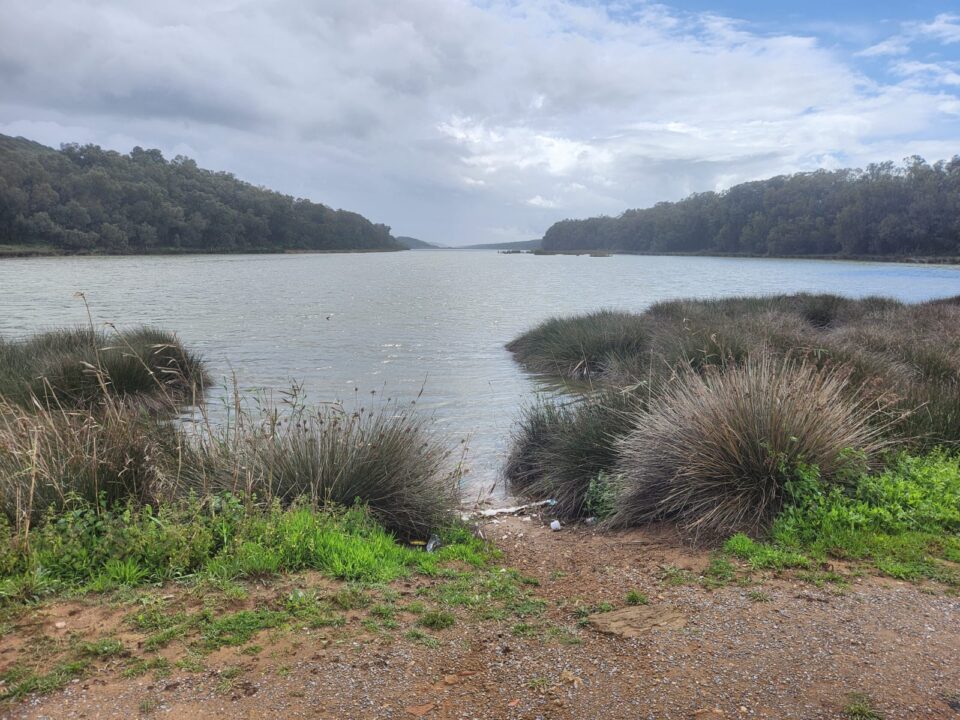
<box><xmin>1</xmin><ymin>251</ymin><xmax>958</xmax><ymax>496</ymax></box>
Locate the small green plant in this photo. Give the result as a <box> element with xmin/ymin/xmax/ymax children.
<box><xmin>0</xmin><ymin>660</ymin><xmax>89</xmax><ymax>700</ymax></box>
<box><xmin>585</xmin><ymin>471</ymin><xmax>618</xmax><ymax>521</ymax></box>
<box><xmin>418</xmin><ymin>610</ymin><xmax>455</xmax><ymax>630</ymax></box>
<box><xmin>527</xmin><ymin>676</ymin><xmax>550</xmax><ymax>691</ymax></box>
<box><xmin>661</xmin><ymin>565</ymin><xmax>695</xmax><ymax>586</ymax></box>
<box><xmin>702</xmin><ymin>555</ymin><xmax>737</xmax><ymax>588</ymax></box>
<box><xmin>122</xmin><ymin>656</ymin><xmax>170</xmax><ymax>679</ymax></box>
<box><xmin>78</xmin><ymin>638</ymin><xmax>125</xmax><ymax>658</ymax></box>
<box><xmin>625</xmin><ymin>590</ymin><xmax>648</xmax><ymax>606</ymax></box>
<box><xmin>511</xmin><ymin>622</ymin><xmax>539</xmax><ymax>637</ymax></box>
<box><xmin>843</xmin><ymin>692</ymin><xmax>884</xmax><ymax>719</ymax></box>
<box><xmin>747</xmin><ymin>589</ymin><xmax>771</xmax><ymax>603</ymax></box>
<box><xmin>139</xmin><ymin>697</ymin><xmax>158</xmax><ymax>715</ymax></box>
<box><xmin>404</xmin><ymin>629</ymin><xmax>439</xmax><ymax>648</ymax></box>
<box><xmin>200</xmin><ymin>610</ymin><xmax>288</xmax><ymax>650</ymax></box>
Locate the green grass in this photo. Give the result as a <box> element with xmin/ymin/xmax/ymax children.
<box><xmin>0</xmin><ymin>326</ymin><xmax>461</xmax><ymax>539</ymax></box>
<box><xmin>121</xmin><ymin>656</ymin><xmax>170</xmax><ymax>679</ymax></box>
<box><xmin>0</xmin><ymin>660</ymin><xmax>90</xmax><ymax>700</ymax></box>
<box><xmin>404</xmin><ymin>628</ymin><xmax>439</xmax><ymax>648</ymax></box>
<box><xmin>200</xmin><ymin>609</ymin><xmax>289</xmax><ymax>650</ymax></box>
<box><xmin>724</xmin><ymin>452</ymin><xmax>960</xmax><ymax>586</ymax></box>
<box><xmin>0</xmin><ymin>498</ymin><xmax>494</xmax><ymax>606</ymax></box>
<box><xmin>417</xmin><ymin>609</ymin><xmax>455</xmax><ymax>630</ymax></box>
<box><xmin>843</xmin><ymin>693</ymin><xmax>884</xmax><ymax>719</ymax></box>
<box><xmin>625</xmin><ymin>589</ymin><xmax>648</xmax><ymax>605</ymax></box>
<box><xmin>77</xmin><ymin>638</ymin><xmax>125</xmax><ymax>658</ymax></box>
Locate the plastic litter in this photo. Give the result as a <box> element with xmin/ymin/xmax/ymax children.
<box><xmin>549</xmin><ymin>520</ymin><xmax>562</xmax><ymax>531</ymax></box>
<box><xmin>426</xmin><ymin>534</ymin><xmax>442</xmax><ymax>553</ymax></box>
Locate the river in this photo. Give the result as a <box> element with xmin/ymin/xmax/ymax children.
<box><xmin>2</xmin><ymin>250</ymin><xmax>957</xmax><ymax>496</ymax></box>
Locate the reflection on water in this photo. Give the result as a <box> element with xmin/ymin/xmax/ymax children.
<box><xmin>1</xmin><ymin>250</ymin><xmax>957</xmax><ymax>495</ymax></box>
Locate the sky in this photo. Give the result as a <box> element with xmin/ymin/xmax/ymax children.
<box><xmin>0</xmin><ymin>1</ymin><xmax>958</xmax><ymax>246</ymax></box>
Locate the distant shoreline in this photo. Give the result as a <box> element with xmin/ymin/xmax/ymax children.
<box><xmin>3</xmin><ymin>244</ymin><xmax>958</xmax><ymax>265</ymax></box>
<box><xmin>515</xmin><ymin>248</ymin><xmax>960</xmax><ymax>265</ymax></box>
<box><xmin>0</xmin><ymin>245</ymin><xmax>407</xmax><ymax>259</ymax></box>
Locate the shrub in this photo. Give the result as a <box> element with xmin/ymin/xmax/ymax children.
<box><xmin>608</xmin><ymin>356</ymin><xmax>889</xmax><ymax>538</ymax></box>
<box><xmin>505</xmin><ymin>389</ymin><xmax>642</xmax><ymax>520</ymax></box>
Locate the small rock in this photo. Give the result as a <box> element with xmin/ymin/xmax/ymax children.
<box><xmin>443</xmin><ymin>674</ymin><xmax>459</xmax><ymax>685</ymax></box>
<box><xmin>405</xmin><ymin>703</ymin><xmax>434</xmax><ymax>717</ymax></box>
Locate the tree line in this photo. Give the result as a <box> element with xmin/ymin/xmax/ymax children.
<box><xmin>542</xmin><ymin>157</ymin><xmax>960</xmax><ymax>257</ymax></box>
<box><xmin>0</xmin><ymin>134</ymin><xmax>399</xmax><ymax>254</ymax></box>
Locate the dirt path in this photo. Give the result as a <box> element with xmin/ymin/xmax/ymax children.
<box><xmin>3</xmin><ymin>516</ymin><xmax>958</xmax><ymax>719</ymax></box>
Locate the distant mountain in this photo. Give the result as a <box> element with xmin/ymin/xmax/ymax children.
<box><xmin>541</xmin><ymin>157</ymin><xmax>960</xmax><ymax>258</ymax></box>
<box><xmin>394</xmin><ymin>236</ymin><xmax>442</xmax><ymax>249</ymax></box>
<box><xmin>460</xmin><ymin>238</ymin><xmax>542</xmax><ymax>250</ymax></box>
<box><xmin>0</xmin><ymin>133</ymin><xmax>402</xmax><ymax>256</ymax></box>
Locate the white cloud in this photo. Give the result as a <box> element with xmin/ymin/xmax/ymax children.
<box><xmin>0</xmin><ymin>1</ymin><xmax>957</xmax><ymax>245</ymax></box>
<box><xmin>916</xmin><ymin>13</ymin><xmax>960</xmax><ymax>44</ymax></box>
<box><xmin>526</xmin><ymin>195</ymin><xmax>558</xmax><ymax>208</ymax></box>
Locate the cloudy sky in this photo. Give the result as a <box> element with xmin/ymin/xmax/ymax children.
<box><xmin>1</xmin><ymin>1</ymin><xmax>958</xmax><ymax>245</ymax></box>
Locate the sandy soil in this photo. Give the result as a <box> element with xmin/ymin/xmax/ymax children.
<box><xmin>2</xmin><ymin>515</ymin><xmax>958</xmax><ymax>720</ymax></box>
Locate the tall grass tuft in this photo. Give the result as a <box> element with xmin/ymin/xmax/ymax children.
<box><xmin>0</xmin><ymin>397</ymin><xmax>177</xmax><ymax>531</ymax></box>
<box><xmin>505</xmin><ymin>389</ymin><xmax>642</xmax><ymax>519</ymax></box>
<box><xmin>183</xmin><ymin>398</ymin><xmax>463</xmax><ymax>539</ymax></box>
<box><xmin>507</xmin><ymin>293</ymin><xmax>960</xmax><ymax>447</ymax></box>
<box><xmin>505</xmin><ymin>310</ymin><xmax>649</xmax><ymax>379</ymax></box>
<box><xmin>608</xmin><ymin>356</ymin><xmax>891</xmax><ymax>538</ymax></box>
<box><xmin>0</xmin><ymin>326</ymin><xmax>209</xmax><ymax>411</ymax></box>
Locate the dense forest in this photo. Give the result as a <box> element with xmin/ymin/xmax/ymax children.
<box><xmin>542</xmin><ymin>157</ymin><xmax>960</xmax><ymax>257</ymax></box>
<box><xmin>0</xmin><ymin>134</ymin><xmax>400</xmax><ymax>255</ymax></box>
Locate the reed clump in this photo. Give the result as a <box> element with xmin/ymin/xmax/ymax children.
<box><xmin>505</xmin><ymin>389</ymin><xmax>642</xmax><ymax>520</ymax></box>
<box><xmin>504</xmin><ymin>309</ymin><xmax>649</xmax><ymax>379</ymax></box>
<box><xmin>608</xmin><ymin>357</ymin><xmax>889</xmax><ymax>537</ymax></box>
<box><xmin>0</xmin><ymin>324</ymin><xmax>462</xmax><ymax>539</ymax></box>
<box><xmin>506</xmin><ymin>293</ymin><xmax>959</xmax><ymax>540</ymax></box>
<box><xmin>0</xmin><ymin>326</ymin><xmax>208</xmax><ymax>411</ymax></box>
<box><xmin>507</xmin><ymin>293</ymin><xmax>960</xmax><ymax>448</ymax></box>
<box><xmin>178</xmin><ymin>397</ymin><xmax>463</xmax><ymax>539</ymax></box>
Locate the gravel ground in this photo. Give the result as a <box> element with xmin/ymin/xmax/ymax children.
<box><xmin>3</xmin><ymin>515</ymin><xmax>958</xmax><ymax>719</ymax></box>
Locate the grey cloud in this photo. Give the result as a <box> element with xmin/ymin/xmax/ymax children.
<box><xmin>0</xmin><ymin>0</ymin><xmax>957</xmax><ymax>245</ymax></box>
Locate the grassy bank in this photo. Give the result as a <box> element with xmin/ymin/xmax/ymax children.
<box><xmin>0</xmin><ymin>326</ymin><xmax>208</xmax><ymax>410</ymax></box>
<box><xmin>505</xmin><ymin>293</ymin><xmax>960</xmax><ymax>583</ymax></box>
<box><xmin>0</xmin><ymin>500</ymin><xmax>485</xmax><ymax>605</ymax></box>
<box><xmin>0</xmin><ymin>392</ymin><xmax>462</xmax><ymax>539</ymax></box>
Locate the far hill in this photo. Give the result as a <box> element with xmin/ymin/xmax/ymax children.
<box><xmin>394</xmin><ymin>236</ymin><xmax>442</xmax><ymax>249</ymax></box>
<box><xmin>541</xmin><ymin>156</ymin><xmax>960</xmax><ymax>259</ymax></box>
<box><xmin>460</xmin><ymin>238</ymin><xmax>542</xmax><ymax>251</ymax></box>
<box><xmin>0</xmin><ymin>134</ymin><xmax>402</xmax><ymax>256</ymax></box>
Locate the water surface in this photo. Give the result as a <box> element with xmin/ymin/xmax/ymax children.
<box><xmin>2</xmin><ymin>251</ymin><xmax>957</xmax><ymax>495</ymax></box>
